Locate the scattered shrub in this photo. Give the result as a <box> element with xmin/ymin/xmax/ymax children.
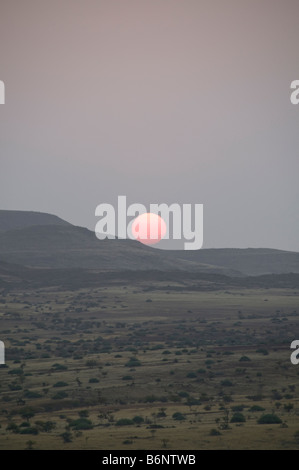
<box><xmin>221</xmin><ymin>380</ymin><xmax>233</xmax><ymax>387</ymax></box>
<box><xmin>258</xmin><ymin>414</ymin><xmax>282</xmax><ymax>424</ymax></box>
<box><xmin>23</xmin><ymin>390</ymin><xmax>43</xmax><ymax>399</ymax></box>
<box><xmin>132</xmin><ymin>416</ymin><xmax>144</xmax><ymax>424</ymax></box>
<box><xmin>231</xmin><ymin>405</ymin><xmax>245</xmax><ymax>412</ymax></box>
<box><xmin>116</xmin><ymin>419</ymin><xmax>134</xmax><ymax>426</ymax></box>
<box><xmin>125</xmin><ymin>358</ymin><xmax>141</xmax><ymax>367</ymax></box>
<box><xmin>19</xmin><ymin>427</ymin><xmax>39</xmax><ymax>435</ymax></box>
<box><xmin>230</xmin><ymin>412</ymin><xmax>246</xmax><ymax>423</ymax></box>
<box><xmin>89</xmin><ymin>378</ymin><xmax>99</xmax><ymax>383</ymax></box>
<box><xmin>52</xmin><ymin>363</ymin><xmax>68</xmax><ymax>371</ymax></box>
<box><xmin>249</xmin><ymin>405</ymin><xmax>265</xmax><ymax>412</ymax></box>
<box><xmin>239</xmin><ymin>356</ymin><xmax>251</xmax><ymax>362</ymax></box>
<box><xmin>52</xmin><ymin>391</ymin><xmax>68</xmax><ymax>400</ymax></box>
<box><xmin>172</xmin><ymin>412</ymin><xmax>186</xmax><ymax>421</ymax></box>
<box><xmin>53</xmin><ymin>381</ymin><xmax>68</xmax><ymax>388</ymax></box>
<box><xmin>186</xmin><ymin>372</ymin><xmax>197</xmax><ymax>378</ymax></box>
<box><xmin>69</xmin><ymin>418</ymin><xmax>93</xmax><ymax>430</ymax></box>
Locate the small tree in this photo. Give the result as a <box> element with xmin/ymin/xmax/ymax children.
<box><xmin>25</xmin><ymin>440</ymin><xmax>35</xmax><ymax>450</ymax></box>
<box><xmin>284</xmin><ymin>404</ymin><xmax>294</xmax><ymax>413</ymax></box>
<box><xmin>61</xmin><ymin>431</ymin><xmax>72</xmax><ymax>443</ymax></box>
<box><xmin>20</xmin><ymin>408</ymin><xmax>35</xmax><ymax>422</ymax></box>
<box><xmin>220</xmin><ymin>408</ymin><xmax>230</xmax><ymax>430</ymax></box>
<box><xmin>162</xmin><ymin>438</ymin><xmax>169</xmax><ymax>448</ymax></box>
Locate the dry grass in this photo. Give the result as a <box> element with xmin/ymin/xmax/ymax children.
<box><xmin>0</xmin><ymin>280</ymin><xmax>299</xmax><ymax>449</ymax></box>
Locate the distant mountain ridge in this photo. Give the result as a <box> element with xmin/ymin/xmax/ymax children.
<box><xmin>0</xmin><ymin>210</ymin><xmax>298</xmax><ymax>276</ymax></box>
<box><xmin>174</xmin><ymin>247</ymin><xmax>299</xmax><ymax>276</ymax></box>
<box><xmin>0</xmin><ymin>223</ymin><xmax>238</xmax><ymax>274</ymax></box>
<box><xmin>0</xmin><ymin>210</ymin><xmax>70</xmax><ymax>231</ymax></box>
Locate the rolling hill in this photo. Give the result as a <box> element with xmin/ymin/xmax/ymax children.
<box><xmin>175</xmin><ymin>248</ymin><xmax>299</xmax><ymax>276</ymax></box>
<box><xmin>0</xmin><ymin>210</ymin><xmax>70</xmax><ymax>231</ymax></box>
<box><xmin>0</xmin><ymin>210</ymin><xmax>299</xmax><ymax>276</ymax></box>
<box><xmin>0</xmin><ymin>222</ymin><xmax>236</xmax><ymax>274</ymax></box>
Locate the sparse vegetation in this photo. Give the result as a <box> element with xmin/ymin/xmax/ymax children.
<box><xmin>258</xmin><ymin>414</ymin><xmax>282</xmax><ymax>425</ymax></box>
<box><xmin>0</xmin><ymin>269</ymin><xmax>299</xmax><ymax>449</ymax></box>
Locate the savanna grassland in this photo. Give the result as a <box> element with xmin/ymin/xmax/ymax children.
<box><xmin>0</xmin><ymin>276</ymin><xmax>299</xmax><ymax>450</ymax></box>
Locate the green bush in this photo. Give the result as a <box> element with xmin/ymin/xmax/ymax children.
<box><xmin>221</xmin><ymin>380</ymin><xmax>233</xmax><ymax>387</ymax></box>
<box><xmin>125</xmin><ymin>358</ymin><xmax>141</xmax><ymax>367</ymax></box>
<box><xmin>115</xmin><ymin>418</ymin><xmax>134</xmax><ymax>426</ymax></box>
<box><xmin>8</xmin><ymin>368</ymin><xmax>24</xmax><ymax>375</ymax></box>
<box><xmin>52</xmin><ymin>363</ymin><xmax>68</xmax><ymax>371</ymax></box>
<box><xmin>6</xmin><ymin>422</ymin><xmax>19</xmax><ymax>433</ymax></box>
<box><xmin>231</xmin><ymin>405</ymin><xmax>245</xmax><ymax>412</ymax></box>
<box><xmin>249</xmin><ymin>405</ymin><xmax>265</xmax><ymax>412</ymax></box>
<box><xmin>230</xmin><ymin>412</ymin><xmax>246</xmax><ymax>423</ymax></box>
<box><xmin>186</xmin><ymin>372</ymin><xmax>197</xmax><ymax>378</ymax></box>
<box><xmin>89</xmin><ymin>378</ymin><xmax>99</xmax><ymax>383</ymax></box>
<box><xmin>23</xmin><ymin>390</ymin><xmax>42</xmax><ymax>399</ymax></box>
<box><xmin>132</xmin><ymin>416</ymin><xmax>144</xmax><ymax>424</ymax></box>
<box><xmin>239</xmin><ymin>356</ymin><xmax>251</xmax><ymax>362</ymax></box>
<box><xmin>52</xmin><ymin>391</ymin><xmax>68</xmax><ymax>400</ymax></box>
<box><xmin>172</xmin><ymin>412</ymin><xmax>186</xmax><ymax>421</ymax></box>
<box><xmin>258</xmin><ymin>414</ymin><xmax>282</xmax><ymax>424</ymax></box>
<box><xmin>69</xmin><ymin>418</ymin><xmax>93</xmax><ymax>430</ymax></box>
<box><xmin>178</xmin><ymin>391</ymin><xmax>189</xmax><ymax>398</ymax></box>
<box><xmin>19</xmin><ymin>427</ymin><xmax>39</xmax><ymax>435</ymax></box>
<box><xmin>53</xmin><ymin>381</ymin><xmax>68</xmax><ymax>388</ymax></box>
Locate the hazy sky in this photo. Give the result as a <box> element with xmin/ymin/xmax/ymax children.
<box><xmin>1</xmin><ymin>0</ymin><xmax>299</xmax><ymax>250</ymax></box>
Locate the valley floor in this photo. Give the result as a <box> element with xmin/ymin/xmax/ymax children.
<box><xmin>0</xmin><ymin>277</ymin><xmax>299</xmax><ymax>450</ymax></box>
